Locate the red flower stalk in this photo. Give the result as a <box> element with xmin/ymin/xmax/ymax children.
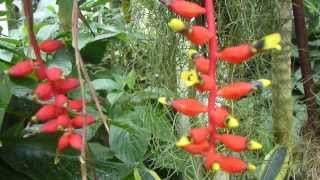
<box><xmin>190</xmin><ymin>127</ymin><xmax>210</xmax><ymax>144</ymax></box>
<box><xmin>183</xmin><ymin>141</ymin><xmax>210</xmax><ymax>155</ymax></box>
<box><xmin>217</xmin><ymin>134</ymin><xmax>262</xmax><ymax>152</ymax></box>
<box><xmin>46</xmin><ymin>67</ymin><xmax>64</xmax><ymax>81</ymax></box>
<box><xmin>39</xmin><ymin>39</ymin><xmax>64</xmax><ymax>53</ymax></box>
<box><xmin>210</xmin><ymin>107</ymin><xmax>239</xmax><ymax>128</ymax></box>
<box><xmin>167</xmin><ymin>0</ymin><xmax>206</xmax><ymax>19</ymax></box>
<box><xmin>34</xmin><ymin>82</ymin><xmax>55</xmax><ymax>100</ymax></box>
<box><xmin>53</xmin><ymin>78</ymin><xmax>80</xmax><ymax>94</ymax></box>
<box><xmin>32</xmin><ymin>104</ymin><xmax>64</xmax><ymax>122</ymax></box>
<box><xmin>34</xmin><ymin>59</ymin><xmax>47</xmax><ymax>80</ymax></box>
<box><xmin>219</xmin><ymin>156</ymin><xmax>256</xmax><ymax>173</ymax></box>
<box><xmin>7</xmin><ymin>60</ymin><xmax>34</xmax><ymax>77</ymax></box>
<box><xmin>71</xmin><ymin>115</ymin><xmax>94</xmax><ymax>128</ymax></box>
<box><xmin>217</xmin><ymin>80</ymin><xmax>271</xmax><ymax>100</ymax></box>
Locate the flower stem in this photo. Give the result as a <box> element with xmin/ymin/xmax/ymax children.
<box><xmin>205</xmin><ymin>0</ymin><xmax>218</xmax><ymax>150</ymax></box>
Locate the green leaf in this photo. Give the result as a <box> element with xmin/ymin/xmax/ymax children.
<box><xmin>0</xmin><ymin>72</ymin><xmax>12</xmax><ymax>129</ymax></box>
<box><xmin>107</xmin><ymin>91</ymin><xmax>124</xmax><ymax>106</ymax></box>
<box><xmin>126</xmin><ymin>69</ymin><xmax>136</xmax><ymax>90</ymax></box>
<box><xmin>109</xmin><ymin>126</ymin><xmax>149</xmax><ymax>164</ymax></box>
<box><xmin>134</xmin><ymin>168</ymin><xmax>142</xmax><ymax>180</ymax></box>
<box><xmin>0</xmin><ymin>135</ymin><xmax>133</xmax><ymax>179</ymax></box>
<box><xmin>57</xmin><ymin>0</ymin><xmax>73</xmax><ymax>31</ymax></box>
<box><xmin>92</xmin><ymin>79</ymin><xmax>121</xmax><ymax>91</ymax></box>
<box><xmin>50</xmin><ymin>48</ymin><xmax>73</xmax><ymax>75</ymax></box>
<box><xmin>146</xmin><ymin>169</ymin><xmax>162</xmax><ymax>180</ymax></box>
<box><xmin>259</xmin><ymin>145</ymin><xmax>290</xmax><ymax>180</ymax></box>
<box><xmin>37</xmin><ymin>24</ymin><xmax>59</xmax><ymax>41</ymax></box>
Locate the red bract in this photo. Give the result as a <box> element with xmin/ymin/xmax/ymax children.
<box><xmin>194</xmin><ymin>56</ymin><xmax>209</xmax><ymax>74</ymax></box>
<box><xmin>217</xmin><ymin>82</ymin><xmax>254</xmax><ymax>100</ymax></box>
<box><xmin>34</xmin><ymin>60</ymin><xmax>47</xmax><ymax>80</ymax></box>
<box><xmin>204</xmin><ymin>150</ymin><xmax>222</xmax><ymax>170</ymax></box>
<box><xmin>218</xmin><ymin>44</ymin><xmax>254</xmax><ymax>64</ymax></box>
<box><xmin>185</xmin><ymin>26</ymin><xmax>213</xmax><ymax>45</ymax></box>
<box><xmin>169</xmin><ymin>0</ymin><xmax>206</xmax><ymax>19</ymax></box>
<box><xmin>211</xmin><ymin>107</ymin><xmax>230</xmax><ymax>128</ymax></box>
<box><xmin>33</xmin><ymin>104</ymin><xmax>61</xmax><ymax>122</ymax></box>
<box><xmin>217</xmin><ymin>134</ymin><xmax>247</xmax><ymax>152</ymax></box>
<box><xmin>171</xmin><ymin>99</ymin><xmax>207</xmax><ymax>117</ymax></box>
<box><xmin>69</xmin><ymin>133</ymin><xmax>82</xmax><ymax>151</ymax></box>
<box><xmin>55</xmin><ymin>94</ymin><xmax>68</xmax><ymax>107</ymax></box>
<box><xmin>40</xmin><ymin>119</ymin><xmax>58</xmax><ymax>134</ymax></box>
<box><xmin>71</xmin><ymin>115</ymin><xmax>94</xmax><ymax>128</ymax></box>
<box><xmin>190</xmin><ymin>127</ymin><xmax>210</xmax><ymax>144</ymax></box>
<box><xmin>68</xmin><ymin>99</ymin><xmax>84</xmax><ymax>112</ymax></box>
<box><xmin>183</xmin><ymin>141</ymin><xmax>210</xmax><ymax>155</ymax></box>
<box><xmin>8</xmin><ymin>60</ymin><xmax>34</xmax><ymax>77</ymax></box>
<box><xmin>196</xmin><ymin>74</ymin><xmax>214</xmax><ymax>92</ymax></box>
<box><xmin>53</xmin><ymin>78</ymin><xmax>80</xmax><ymax>94</ymax></box>
<box><xmin>39</xmin><ymin>39</ymin><xmax>64</xmax><ymax>53</ymax></box>
<box><xmin>219</xmin><ymin>156</ymin><xmax>249</xmax><ymax>173</ymax></box>
<box><xmin>34</xmin><ymin>82</ymin><xmax>54</xmax><ymax>100</ymax></box>
<box><xmin>46</xmin><ymin>67</ymin><xmax>63</xmax><ymax>81</ymax></box>
<box><xmin>58</xmin><ymin>133</ymin><xmax>70</xmax><ymax>152</ymax></box>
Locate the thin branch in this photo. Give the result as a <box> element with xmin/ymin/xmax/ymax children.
<box><xmin>71</xmin><ymin>1</ymin><xmax>87</xmax><ymax>180</ymax></box>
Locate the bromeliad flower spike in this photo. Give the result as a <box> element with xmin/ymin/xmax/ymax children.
<box><xmin>161</xmin><ymin>0</ymin><xmax>280</xmax><ymax>175</ymax></box>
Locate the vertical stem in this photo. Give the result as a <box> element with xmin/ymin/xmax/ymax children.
<box><xmin>205</xmin><ymin>0</ymin><xmax>218</xmax><ymax>149</ymax></box>
<box><xmin>272</xmin><ymin>0</ymin><xmax>294</xmax><ymax>146</ymax></box>
<box><xmin>22</xmin><ymin>0</ymin><xmax>42</xmax><ymax>61</ymax></box>
<box><xmin>292</xmin><ymin>0</ymin><xmax>318</xmax><ymax>131</ymax></box>
<box><xmin>71</xmin><ymin>1</ymin><xmax>88</xmax><ymax>179</ymax></box>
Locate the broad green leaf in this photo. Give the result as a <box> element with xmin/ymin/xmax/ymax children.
<box><xmin>0</xmin><ymin>72</ymin><xmax>12</xmax><ymax>129</ymax></box>
<box><xmin>126</xmin><ymin>69</ymin><xmax>136</xmax><ymax>90</ymax></box>
<box><xmin>92</xmin><ymin>79</ymin><xmax>121</xmax><ymax>91</ymax></box>
<box><xmin>107</xmin><ymin>91</ymin><xmax>124</xmax><ymax>106</ymax></box>
<box><xmin>134</xmin><ymin>168</ymin><xmax>142</xmax><ymax>180</ymax></box>
<box><xmin>37</xmin><ymin>24</ymin><xmax>59</xmax><ymax>41</ymax></box>
<box><xmin>57</xmin><ymin>0</ymin><xmax>73</xmax><ymax>31</ymax></box>
<box><xmin>0</xmin><ymin>135</ymin><xmax>133</xmax><ymax>179</ymax></box>
<box><xmin>146</xmin><ymin>169</ymin><xmax>162</xmax><ymax>180</ymax></box>
<box><xmin>109</xmin><ymin>126</ymin><xmax>149</xmax><ymax>164</ymax></box>
<box><xmin>88</xmin><ymin>142</ymin><xmax>115</xmax><ymax>161</ymax></box>
<box><xmin>259</xmin><ymin>145</ymin><xmax>290</xmax><ymax>180</ymax></box>
<box><xmin>50</xmin><ymin>48</ymin><xmax>73</xmax><ymax>75</ymax></box>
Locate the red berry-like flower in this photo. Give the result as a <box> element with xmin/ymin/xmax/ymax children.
<box><xmin>69</xmin><ymin>133</ymin><xmax>82</xmax><ymax>151</ymax></box>
<box><xmin>218</xmin><ymin>44</ymin><xmax>254</xmax><ymax>64</ymax></box>
<box><xmin>56</xmin><ymin>114</ymin><xmax>71</xmax><ymax>128</ymax></box>
<box><xmin>57</xmin><ymin>133</ymin><xmax>70</xmax><ymax>152</ymax></box>
<box><xmin>53</xmin><ymin>78</ymin><xmax>80</xmax><ymax>94</ymax></box>
<box><xmin>217</xmin><ymin>134</ymin><xmax>262</xmax><ymax>152</ymax></box>
<box><xmin>196</xmin><ymin>74</ymin><xmax>215</xmax><ymax>92</ymax></box>
<box><xmin>204</xmin><ymin>150</ymin><xmax>222</xmax><ymax>170</ymax></box>
<box><xmin>34</xmin><ymin>60</ymin><xmax>47</xmax><ymax>80</ymax></box>
<box><xmin>68</xmin><ymin>99</ymin><xmax>84</xmax><ymax>112</ymax></box>
<box><xmin>185</xmin><ymin>26</ymin><xmax>214</xmax><ymax>45</ymax></box>
<box><xmin>55</xmin><ymin>94</ymin><xmax>68</xmax><ymax>107</ymax></box>
<box><xmin>39</xmin><ymin>39</ymin><xmax>64</xmax><ymax>53</ymax></box>
<box><xmin>8</xmin><ymin>60</ymin><xmax>34</xmax><ymax>77</ymax></box>
<box><xmin>171</xmin><ymin>98</ymin><xmax>207</xmax><ymax>117</ymax></box>
<box><xmin>40</xmin><ymin>119</ymin><xmax>58</xmax><ymax>134</ymax></box>
<box><xmin>168</xmin><ymin>0</ymin><xmax>206</xmax><ymax>19</ymax></box>
<box><xmin>219</xmin><ymin>156</ymin><xmax>255</xmax><ymax>173</ymax></box>
<box><xmin>33</xmin><ymin>104</ymin><xmax>61</xmax><ymax>122</ymax></box>
<box><xmin>194</xmin><ymin>57</ymin><xmax>209</xmax><ymax>74</ymax></box>
<box><xmin>46</xmin><ymin>67</ymin><xmax>64</xmax><ymax>81</ymax></box>
<box><xmin>71</xmin><ymin>115</ymin><xmax>94</xmax><ymax>128</ymax></box>
<box><xmin>34</xmin><ymin>82</ymin><xmax>55</xmax><ymax>100</ymax></box>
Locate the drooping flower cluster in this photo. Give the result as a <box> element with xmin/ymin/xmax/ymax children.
<box><xmin>159</xmin><ymin>0</ymin><xmax>281</xmax><ymax>174</ymax></box>
<box><xmin>6</xmin><ymin>39</ymin><xmax>94</xmax><ymax>153</ymax></box>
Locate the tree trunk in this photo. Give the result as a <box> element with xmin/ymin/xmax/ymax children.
<box><xmin>272</xmin><ymin>0</ymin><xmax>294</xmax><ymax>146</ymax></box>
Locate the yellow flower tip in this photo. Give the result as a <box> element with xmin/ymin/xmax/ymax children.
<box><xmin>226</xmin><ymin>116</ymin><xmax>239</xmax><ymax>128</ymax></box>
<box><xmin>248</xmin><ymin>140</ymin><xmax>263</xmax><ymax>150</ymax></box>
<box><xmin>187</xmin><ymin>49</ymin><xmax>198</xmax><ymax>60</ymax></box>
<box><xmin>247</xmin><ymin>163</ymin><xmax>257</xmax><ymax>172</ymax></box>
<box><xmin>168</xmin><ymin>18</ymin><xmax>186</xmax><ymax>32</ymax></box>
<box><xmin>257</xmin><ymin>79</ymin><xmax>271</xmax><ymax>88</ymax></box>
<box><xmin>158</xmin><ymin>97</ymin><xmax>168</xmax><ymax>105</ymax></box>
<box><xmin>176</xmin><ymin>136</ymin><xmax>191</xmax><ymax>147</ymax></box>
<box><xmin>262</xmin><ymin>33</ymin><xmax>282</xmax><ymax>50</ymax></box>
<box><xmin>180</xmin><ymin>69</ymin><xmax>200</xmax><ymax>87</ymax></box>
<box><xmin>211</xmin><ymin>163</ymin><xmax>221</xmax><ymax>172</ymax></box>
